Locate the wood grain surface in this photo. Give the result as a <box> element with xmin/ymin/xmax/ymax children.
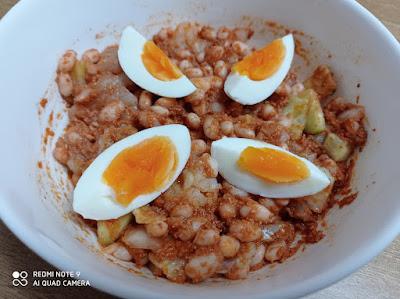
<box><xmin>0</xmin><ymin>1</ymin><xmax>399</xmax><ymax>298</ymax></box>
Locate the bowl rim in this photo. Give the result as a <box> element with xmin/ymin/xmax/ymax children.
<box><xmin>1</xmin><ymin>0</ymin><xmax>400</xmax><ymax>298</ymax></box>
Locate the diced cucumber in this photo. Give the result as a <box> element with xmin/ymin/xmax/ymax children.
<box><xmin>97</xmin><ymin>213</ymin><xmax>132</xmax><ymax>246</ymax></box>
<box><xmin>303</xmin><ymin>89</ymin><xmax>326</xmax><ymax>134</ymax></box>
<box><xmin>323</xmin><ymin>133</ymin><xmax>352</xmax><ymax>161</ymax></box>
<box><xmin>283</xmin><ymin>94</ymin><xmax>309</xmax><ymax>140</ymax></box>
<box><xmin>133</xmin><ymin>206</ymin><xmax>165</xmax><ymax>224</ymax></box>
<box><xmin>71</xmin><ymin>60</ymin><xmax>86</xmax><ymax>84</ymax></box>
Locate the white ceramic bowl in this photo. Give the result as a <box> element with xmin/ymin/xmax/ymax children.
<box><xmin>1</xmin><ymin>0</ymin><xmax>399</xmax><ymax>298</ymax></box>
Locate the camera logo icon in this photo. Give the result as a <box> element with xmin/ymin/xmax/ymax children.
<box><xmin>12</xmin><ymin>271</ymin><xmax>28</xmax><ymax>287</ymax></box>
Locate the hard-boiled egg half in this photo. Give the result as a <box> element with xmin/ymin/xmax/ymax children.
<box><xmin>73</xmin><ymin>125</ymin><xmax>191</xmax><ymax>220</ymax></box>
<box><xmin>118</xmin><ymin>26</ymin><xmax>196</xmax><ymax>98</ymax></box>
<box><xmin>211</xmin><ymin>137</ymin><xmax>330</xmax><ymax>198</ymax></box>
<box><xmin>224</xmin><ymin>34</ymin><xmax>294</xmax><ymax>105</ymax></box>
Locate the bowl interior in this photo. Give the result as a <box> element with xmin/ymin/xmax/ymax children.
<box><xmin>1</xmin><ymin>0</ymin><xmax>400</xmax><ymax>298</ymax></box>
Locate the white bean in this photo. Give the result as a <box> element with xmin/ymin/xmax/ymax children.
<box><xmin>194</xmin><ymin>229</ymin><xmax>219</xmax><ymax>246</ymax></box>
<box><xmin>264</xmin><ymin>241</ymin><xmax>286</xmax><ymax>262</ymax></box>
<box><xmin>232</xmin><ymin>41</ymin><xmax>250</xmax><ymax>56</ymax></box>
<box><xmin>145</xmin><ymin>221</ymin><xmax>168</xmax><ymax>238</ymax></box>
<box><xmin>179</xmin><ymin>59</ymin><xmax>192</xmax><ymax>70</ymax></box>
<box><xmin>234</xmin><ymin>125</ymin><xmax>255</xmax><ymax>138</ymax></box>
<box><xmin>210</xmin><ymin>101</ymin><xmax>224</xmax><ymax>113</ymax></box>
<box><xmin>229</xmin><ymin>220</ymin><xmax>262</xmax><ymax>242</ymax></box>
<box><xmin>261</xmin><ymin>103</ymin><xmax>277</xmax><ymax>120</ymax></box>
<box><xmin>203</xmin><ymin>115</ymin><xmax>220</xmax><ymax>140</ymax></box>
<box><xmin>219</xmin><ymin>235</ymin><xmax>240</xmax><ymax>258</ymax></box>
<box><xmin>57</xmin><ymin>73</ymin><xmax>73</xmax><ymax>97</ymax></box>
<box><xmin>99</xmin><ymin>100</ymin><xmax>125</xmax><ymax>123</ymax></box>
<box><xmin>214</xmin><ymin>60</ymin><xmax>227</xmax><ymax>78</ymax></box>
<box><xmin>170</xmin><ymin>204</ymin><xmax>193</xmax><ymax>218</ymax></box>
<box><xmin>250</xmin><ymin>244</ymin><xmax>266</xmax><ymax>267</ymax></box>
<box><xmin>191</xmin><ymin>139</ymin><xmax>207</xmax><ymax>156</ymax></box>
<box><xmin>220</xmin><ymin>120</ymin><xmax>233</xmax><ymax>135</ymax></box>
<box><xmin>185</xmin><ymin>112</ymin><xmax>201</xmax><ymax>129</ymax></box>
<box><xmin>139</xmin><ymin>91</ymin><xmax>152</xmax><ymax>110</ymax></box>
<box><xmin>154</xmin><ymin>97</ymin><xmax>177</xmax><ymax>108</ymax></box>
<box><xmin>150</xmin><ymin>105</ymin><xmax>169</xmax><ymax>116</ymax></box>
<box><xmin>219</xmin><ymin>202</ymin><xmax>237</xmax><ymax>219</ymax></box>
<box><xmin>103</xmin><ymin>242</ymin><xmax>132</xmax><ymax>261</ymax></box>
<box><xmin>122</xmin><ymin>226</ymin><xmax>161</xmax><ymax>250</ymax></box>
<box><xmin>185</xmin><ymin>253</ymin><xmax>221</xmax><ymax>282</ymax></box>
<box><xmin>57</xmin><ymin>50</ymin><xmax>76</xmax><ymax>73</ymax></box>
<box><xmin>82</xmin><ymin>48</ymin><xmax>100</xmax><ymax>64</ymax></box>
<box><xmin>185</xmin><ymin>67</ymin><xmax>204</xmax><ymax>78</ymax></box>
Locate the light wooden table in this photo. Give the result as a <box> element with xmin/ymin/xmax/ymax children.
<box><xmin>0</xmin><ymin>1</ymin><xmax>399</xmax><ymax>298</ymax></box>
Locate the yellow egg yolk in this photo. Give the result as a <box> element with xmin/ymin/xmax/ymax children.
<box><xmin>103</xmin><ymin>136</ymin><xmax>177</xmax><ymax>206</ymax></box>
<box><xmin>141</xmin><ymin>41</ymin><xmax>182</xmax><ymax>81</ymax></box>
<box><xmin>232</xmin><ymin>38</ymin><xmax>286</xmax><ymax>81</ymax></box>
<box><xmin>237</xmin><ymin>146</ymin><xmax>310</xmax><ymax>183</ymax></box>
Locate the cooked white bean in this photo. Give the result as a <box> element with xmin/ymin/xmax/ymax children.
<box><xmin>122</xmin><ymin>226</ymin><xmax>161</xmax><ymax>250</ymax></box>
<box><xmin>232</xmin><ymin>41</ymin><xmax>250</xmax><ymax>56</ymax></box>
<box><xmin>219</xmin><ymin>202</ymin><xmax>237</xmax><ymax>219</ymax></box>
<box><xmin>191</xmin><ymin>77</ymin><xmax>211</xmax><ymax>91</ymax></box>
<box><xmin>234</xmin><ymin>125</ymin><xmax>255</xmax><ymax>138</ymax></box>
<box><xmin>241</xmin><ymin>201</ymin><xmax>273</xmax><ymax>223</ymax></box>
<box><xmin>145</xmin><ymin>221</ymin><xmax>168</xmax><ymax>238</ymax></box>
<box><xmin>217</xmin><ymin>27</ymin><xmax>230</xmax><ymax>40</ymax></box>
<box><xmin>291</xmin><ymin>82</ymin><xmax>304</xmax><ymax>95</ymax></box>
<box><xmin>139</xmin><ymin>91</ymin><xmax>152</xmax><ymax>110</ymax></box>
<box><xmin>74</xmin><ymin>87</ymin><xmax>93</xmax><ymax>104</ymax></box>
<box><xmin>220</xmin><ymin>120</ymin><xmax>233</xmax><ymax>135</ymax></box>
<box><xmin>82</xmin><ymin>48</ymin><xmax>100</xmax><ymax>64</ymax></box>
<box><xmin>210</xmin><ymin>101</ymin><xmax>224</xmax><ymax>113</ymax></box>
<box><xmin>103</xmin><ymin>242</ymin><xmax>132</xmax><ymax>261</ymax></box>
<box><xmin>176</xmin><ymin>49</ymin><xmax>192</xmax><ymax>59</ymax></box>
<box><xmin>200</xmin><ymin>26</ymin><xmax>217</xmax><ymax>40</ymax></box>
<box><xmin>99</xmin><ymin>100</ymin><xmax>125</xmax><ymax>123</ymax></box>
<box><xmin>203</xmin><ymin>115</ymin><xmax>220</xmax><ymax>140</ymax></box>
<box><xmin>223</xmin><ymin>181</ymin><xmax>249</xmax><ymax>198</ymax></box>
<box><xmin>150</xmin><ymin>105</ymin><xmax>169</xmax><ymax>116</ymax></box>
<box><xmin>170</xmin><ymin>204</ymin><xmax>193</xmax><ymax>218</ymax></box>
<box><xmin>185</xmin><ymin>112</ymin><xmax>201</xmax><ymax>129</ymax></box>
<box><xmin>264</xmin><ymin>241</ymin><xmax>286</xmax><ymax>262</ymax></box>
<box><xmin>214</xmin><ymin>60</ymin><xmax>227</xmax><ymax>78</ymax></box>
<box><xmin>57</xmin><ymin>73</ymin><xmax>73</xmax><ymax>97</ymax></box>
<box><xmin>202</xmin><ymin>153</ymin><xmax>218</xmax><ymax>178</ymax></box>
<box><xmin>185</xmin><ymin>89</ymin><xmax>205</xmax><ymax>105</ymax></box>
<box><xmin>250</xmin><ymin>244</ymin><xmax>266</xmax><ymax>267</ymax></box>
<box><xmin>196</xmin><ymin>52</ymin><xmax>206</xmax><ymax>63</ymax></box>
<box><xmin>154</xmin><ymin>97</ymin><xmax>177</xmax><ymax>108</ymax></box>
<box><xmin>261</xmin><ymin>103</ymin><xmax>277</xmax><ymax>120</ymax></box>
<box><xmin>191</xmin><ymin>139</ymin><xmax>207</xmax><ymax>156</ymax></box>
<box><xmin>229</xmin><ymin>220</ymin><xmax>262</xmax><ymax>242</ymax></box>
<box><xmin>179</xmin><ymin>59</ymin><xmax>192</xmax><ymax>70</ymax></box>
<box><xmin>233</xmin><ymin>28</ymin><xmax>252</xmax><ymax>42</ymax></box>
<box><xmin>211</xmin><ymin>76</ymin><xmax>223</xmax><ymax>89</ymax></box>
<box><xmin>194</xmin><ymin>229</ymin><xmax>219</xmax><ymax>246</ymax></box>
<box><xmin>219</xmin><ymin>235</ymin><xmax>240</xmax><ymax>258</ymax></box>
<box><xmin>185</xmin><ymin>67</ymin><xmax>203</xmax><ymax>78</ymax></box>
<box><xmin>185</xmin><ymin>253</ymin><xmax>221</xmax><ymax>282</ymax></box>
<box><xmin>57</xmin><ymin>50</ymin><xmax>77</xmax><ymax>73</ymax></box>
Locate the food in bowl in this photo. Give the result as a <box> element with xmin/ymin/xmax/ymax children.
<box><xmin>52</xmin><ymin>22</ymin><xmax>367</xmax><ymax>283</ymax></box>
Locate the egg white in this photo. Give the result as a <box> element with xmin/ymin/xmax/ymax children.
<box><xmin>224</xmin><ymin>34</ymin><xmax>295</xmax><ymax>105</ymax></box>
<box><xmin>211</xmin><ymin>137</ymin><xmax>330</xmax><ymax>198</ymax></box>
<box><xmin>73</xmin><ymin>124</ymin><xmax>191</xmax><ymax>220</ymax></box>
<box><xmin>118</xmin><ymin>26</ymin><xmax>196</xmax><ymax>98</ymax></box>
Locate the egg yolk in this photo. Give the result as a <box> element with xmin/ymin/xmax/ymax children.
<box><xmin>237</xmin><ymin>146</ymin><xmax>309</xmax><ymax>183</ymax></box>
<box><xmin>232</xmin><ymin>38</ymin><xmax>286</xmax><ymax>81</ymax></box>
<box><xmin>103</xmin><ymin>136</ymin><xmax>177</xmax><ymax>206</ymax></box>
<box><xmin>141</xmin><ymin>41</ymin><xmax>182</xmax><ymax>81</ymax></box>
